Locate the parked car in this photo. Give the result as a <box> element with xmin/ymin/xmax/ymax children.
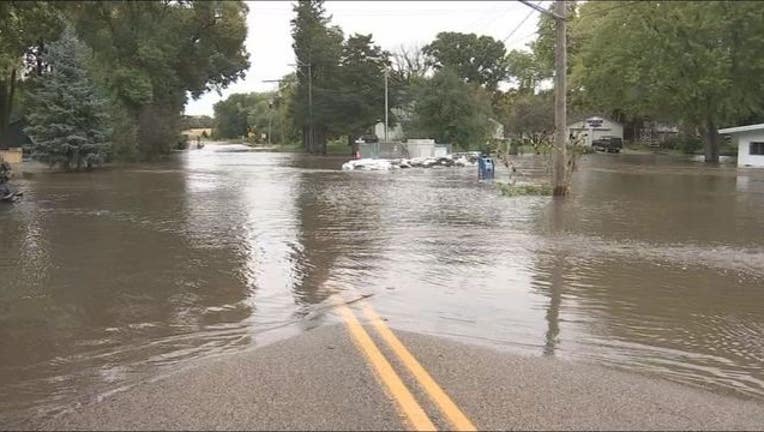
<box><xmin>592</xmin><ymin>136</ymin><xmax>623</xmax><ymax>153</ymax></box>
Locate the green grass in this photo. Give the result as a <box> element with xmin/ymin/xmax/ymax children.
<box><xmin>497</xmin><ymin>182</ymin><xmax>553</xmax><ymax>197</ymax></box>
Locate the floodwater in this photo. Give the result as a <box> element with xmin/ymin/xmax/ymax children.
<box><xmin>1</xmin><ymin>145</ymin><xmax>763</xmax><ymax>426</ymax></box>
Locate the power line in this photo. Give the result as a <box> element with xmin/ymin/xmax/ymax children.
<box><xmin>576</xmin><ymin>1</ymin><xmax>641</xmax><ymax>20</ymax></box>
<box><xmin>502</xmin><ymin>0</ymin><xmax>543</xmax><ymax>44</ymax></box>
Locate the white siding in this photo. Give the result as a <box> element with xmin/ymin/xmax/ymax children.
<box><xmin>567</xmin><ymin>117</ymin><xmax>624</xmax><ymax>146</ymax></box>
<box><xmin>735</xmin><ymin>131</ymin><xmax>764</xmax><ymax>168</ymax></box>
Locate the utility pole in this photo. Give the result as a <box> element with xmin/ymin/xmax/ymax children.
<box><xmin>552</xmin><ymin>0</ymin><xmax>567</xmax><ymax>196</ymax></box>
<box><xmin>519</xmin><ymin>0</ymin><xmax>568</xmax><ymax>196</ymax></box>
<box><xmin>384</xmin><ymin>67</ymin><xmax>389</xmax><ymax>144</ymax></box>
<box><xmin>268</xmin><ymin>98</ymin><xmax>273</xmax><ymax>145</ymax></box>
<box><xmin>307</xmin><ymin>63</ymin><xmax>313</xmax><ymax>153</ymax></box>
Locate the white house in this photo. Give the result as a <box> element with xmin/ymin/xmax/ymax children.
<box><xmin>567</xmin><ymin>116</ymin><xmax>623</xmax><ymax>146</ymax></box>
<box><xmin>718</xmin><ymin>123</ymin><xmax>764</xmax><ymax>168</ymax></box>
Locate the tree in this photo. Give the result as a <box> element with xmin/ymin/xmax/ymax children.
<box><xmin>180</xmin><ymin>115</ymin><xmax>214</xmax><ymax>130</ymax></box>
<box><xmin>64</xmin><ymin>1</ymin><xmax>249</xmax><ymax>160</ymax></box>
<box><xmin>391</xmin><ymin>44</ymin><xmax>430</xmax><ymax>84</ymax></box>
<box><xmin>0</xmin><ymin>2</ymin><xmax>63</xmax><ymax>135</ymax></box>
<box><xmin>24</xmin><ymin>27</ymin><xmax>110</xmax><ymax>170</ymax></box>
<box><xmin>407</xmin><ymin>68</ymin><xmax>494</xmax><ymax>150</ymax></box>
<box><xmin>213</xmin><ymin>93</ymin><xmax>258</xmax><ymax>139</ymax></box>
<box><xmin>423</xmin><ymin>32</ymin><xmax>508</xmax><ymax>91</ymax></box>
<box><xmin>290</xmin><ymin>0</ymin><xmax>344</xmax><ymax>154</ymax></box>
<box><xmin>572</xmin><ymin>1</ymin><xmax>764</xmax><ymax>162</ymax></box>
<box><xmin>335</xmin><ymin>33</ymin><xmax>390</xmax><ymax>149</ymax></box>
<box><xmin>506</xmin><ymin>49</ymin><xmax>546</xmax><ymax>94</ymax></box>
<box><xmin>528</xmin><ymin>1</ymin><xmax>579</xmax><ymax>78</ymax></box>
<box><xmin>508</xmin><ymin>91</ymin><xmax>554</xmax><ymax>136</ymax></box>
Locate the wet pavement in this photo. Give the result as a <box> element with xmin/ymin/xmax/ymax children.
<box><xmin>1</xmin><ymin>144</ymin><xmax>763</xmax><ymax>427</ymax></box>
<box><xmin>35</xmin><ymin>324</ymin><xmax>764</xmax><ymax>431</ymax></box>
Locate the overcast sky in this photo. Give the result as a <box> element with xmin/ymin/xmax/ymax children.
<box><xmin>185</xmin><ymin>0</ymin><xmax>546</xmax><ymax>116</ymax></box>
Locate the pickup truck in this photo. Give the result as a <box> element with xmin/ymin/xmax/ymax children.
<box><xmin>592</xmin><ymin>136</ymin><xmax>623</xmax><ymax>153</ymax></box>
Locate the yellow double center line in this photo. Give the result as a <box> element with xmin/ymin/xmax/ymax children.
<box><xmin>335</xmin><ymin>298</ymin><xmax>476</xmax><ymax>431</ymax></box>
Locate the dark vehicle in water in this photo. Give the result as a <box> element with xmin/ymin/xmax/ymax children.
<box><xmin>592</xmin><ymin>136</ymin><xmax>623</xmax><ymax>153</ymax></box>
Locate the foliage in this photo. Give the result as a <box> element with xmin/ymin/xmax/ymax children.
<box><xmin>423</xmin><ymin>32</ymin><xmax>508</xmax><ymax>92</ymax></box>
<box><xmin>505</xmin><ymin>50</ymin><xmax>546</xmax><ymax>94</ymax></box>
<box><xmin>391</xmin><ymin>44</ymin><xmax>430</xmax><ymax>85</ymax></box>
<box><xmin>571</xmin><ymin>1</ymin><xmax>764</xmax><ymax>162</ymax></box>
<box><xmin>406</xmin><ymin>68</ymin><xmax>494</xmax><ymax>150</ymax></box>
<box><xmin>497</xmin><ymin>182</ymin><xmax>553</xmax><ymax>197</ymax></box>
<box><xmin>180</xmin><ymin>115</ymin><xmax>214</xmax><ymax>130</ymax></box>
<box><xmin>24</xmin><ymin>27</ymin><xmax>111</xmax><ymax>170</ymax></box>
<box><xmin>335</xmin><ymin>33</ymin><xmax>390</xmax><ymax>143</ymax></box>
<box><xmin>213</xmin><ymin>89</ymin><xmax>299</xmax><ymax>144</ymax></box>
<box><xmin>506</xmin><ymin>91</ymin><xmax>554</xmax><ymax>142</ymax></box>
<box><xmin>528</xmin><ymin>1</ymin><xmax>579</xmax><ymax>77</ymax></box>
<box><xmin>64</xmin><ymin>1</ymin><xmax>250</xmax><ymax>159</ymax></box>
<box><xmin>0</xmin><ymin>2</ymin><xmax>63</xmax><ymax>133</ymax></box>
<box><xmin>290</xmin><ymin>0</ymin><xmax>344</xmax><ymax>154</ymax></box>
<box><xmin>658</xmin><ymin>134</ymin><xmax>704</xmax><ymax>154</ymax></box>
<box><xmin>213</xmin><ymin>93</ymin><xmax>259</xmax><ymax>139</ymax></box>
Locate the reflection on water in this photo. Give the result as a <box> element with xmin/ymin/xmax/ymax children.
<box><xmin>1</xmin><ymin>147</ymin><xmax>763</xmax><ymax>426</ymax></box>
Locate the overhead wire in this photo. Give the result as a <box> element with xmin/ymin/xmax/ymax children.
<box><xmin>575</xmin><ymin>1</ymin><xmax>641</xmax><ymax>20</ymax></box>
<box><xmin>502</xmin><ymin>0</ymin><xmax>544</xmax><ymax>45</ymax></box>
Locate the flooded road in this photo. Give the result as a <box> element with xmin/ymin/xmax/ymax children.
<box><xmin>1</xmin><ymin>146</ymin><xmax>763</xmax><ymax>425</ymax></box>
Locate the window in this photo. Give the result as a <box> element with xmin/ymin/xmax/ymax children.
<box><xmin>750</xmin><ymin>142</ymin><xmax>764</xmax><ymax>156</ymax></box>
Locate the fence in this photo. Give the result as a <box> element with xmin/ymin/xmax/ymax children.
<box><xmin>358</xmin><ymin>142</ymin><xmax>452</xmax><ymax>159</ymax></box>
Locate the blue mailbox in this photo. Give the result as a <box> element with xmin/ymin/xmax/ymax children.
<box><xmin>478</xmin><ymin>155</ymin><xmax>495</xmax><ymax>180</ymax></box>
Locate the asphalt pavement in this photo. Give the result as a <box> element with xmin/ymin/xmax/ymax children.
<box><xmin>34</xmin><ymin>317</ymin><xmax>764</xmax><ymax>431</ymax></box>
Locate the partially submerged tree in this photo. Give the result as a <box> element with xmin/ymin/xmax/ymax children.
<box><xmin>25</xmin><ymin>27</ymin><xmax>110</xmax><ymax>170</ymax></box>
<box><xmin>64</xmin><ymin>1</ymin><xmax>250</xmax><ymax>160</ymax></box>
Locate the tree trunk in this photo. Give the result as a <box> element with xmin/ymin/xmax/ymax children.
<box><xmin>348</xmin><ymin>134</ymin><xmax>359</xmax><ymax>157</ymax></box>
<box><xmin>318</xmin><ymin>128</ymin><xmax>326</xmax><ymax>155</ymax></box>
<box><xmin>0</xmin><ymin>69</ymin><xmax>15</xmax><ymax>134</ymax></box>
<box><xmin>704</xmin><ymin>119</ymin><xmax>720</xmax><ymax>163</ymax></box>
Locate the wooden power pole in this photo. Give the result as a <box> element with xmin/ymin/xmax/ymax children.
<box><xmin>552</xmin><ymin>0</ymin><xmax>567</xmax><ymax>196</ymax></box>
<box><xmin>519</xmin><ymin>0</ymin><xmax>568</xmax><ymax>196</ymax></box>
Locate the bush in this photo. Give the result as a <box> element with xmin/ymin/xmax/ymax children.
<box><xmin>175</xmin><ymin>134</ymin><xmax>189</xmax><ymax>150</ymax></box>
<box><xmin>497</xmin><ymin>182</ymin><xmax>553</xmax><ymax>197</ymax></box>
<box><xmin>660</xmin><ymin>134</ymin><xmax>703</xmax><ymax>154</ymax></box>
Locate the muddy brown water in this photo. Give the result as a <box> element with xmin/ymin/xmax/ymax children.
<box><xmin>1</xmin><ymin>145</ymin><xmax>763</xmax><ymax>426</ymax></box>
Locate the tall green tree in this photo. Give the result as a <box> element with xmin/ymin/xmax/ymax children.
<box><xmin>290</xmin><ymin>0</ymin><xmax>343</xmax><ymax>154</ymax></box>
<box><xmin>63</xmin><ymin>1</ymin><xmax>249</xmax><ymax>160</ymax></box>
<box><xmin>335</xmin><ymin>33</ymin><xmax>390</xmax><ymax>147</ymax></box>
<box><xmin>573</xmin><ymin>1</ymin><xmax>764</xmax><ymax>162</ymax></box>
<box><xmin>505</xmin><ymin>49</ymin><xmax>545</xmax><ymax>94</ymax></box>
<box><xmin>407</xmin><ymin>68</ymin><xmax>494</xmax><ymax>150</ymax></box>
<box><xmin>25</xmin><ymin>27</ymin><xmax>110</xmax><ymax>170</ymax></box>
<box><xmin>528</xmin><ymin>1</ymin><xmax>579</xmax><ymax>77</ymax></box>
<box><xmin>423</xmin><ymin>32</ymin><xmax>508</xmax><ymax>91</ymax></box>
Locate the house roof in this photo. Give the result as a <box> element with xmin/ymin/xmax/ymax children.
<box><xmin>566</xmin><ymin>115</ymin><xmax>622</xmax><ymax>128</ymax></box>
<box><xmin>718</xmin><ymin>123</ymin><xmax>764</xmax><ymax>135</ymax></box>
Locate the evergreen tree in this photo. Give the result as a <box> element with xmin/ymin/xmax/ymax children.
<box><xmin>25</xmin><ymin>27</ymin><xmax>111</xmax><ymax>170</ymax></box>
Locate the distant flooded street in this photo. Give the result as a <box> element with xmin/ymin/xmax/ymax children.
<box><xmin>2</xmin><ymin>146</ymin><xmax>763</xmax><ymax>426</ymax></box>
